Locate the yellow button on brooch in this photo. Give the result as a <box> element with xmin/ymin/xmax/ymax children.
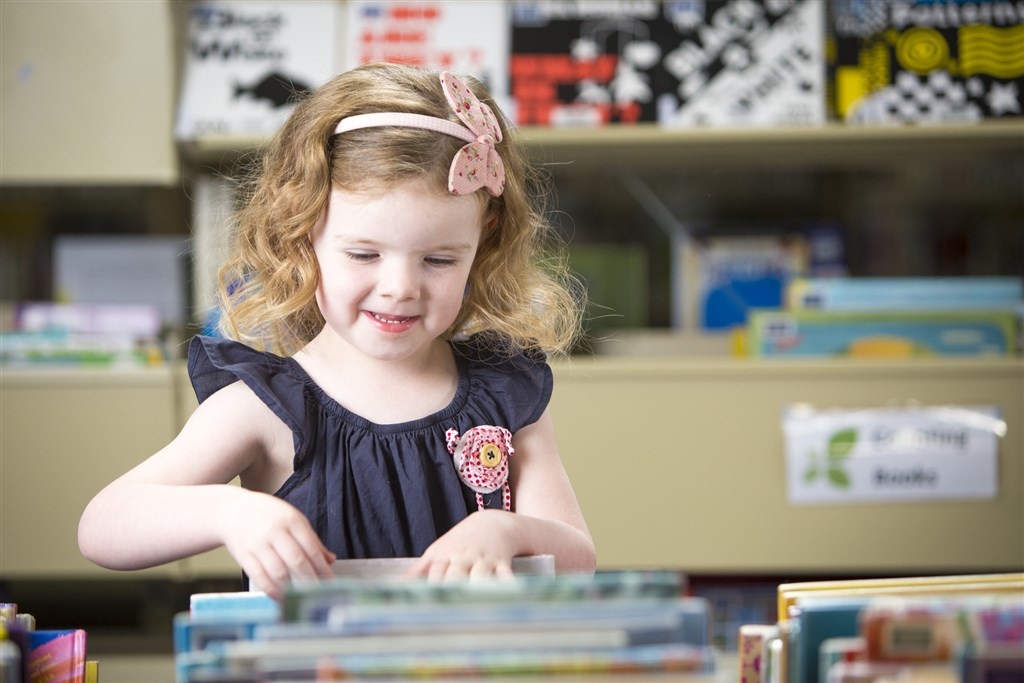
<box><xmin>480</xmin><ymin>442</ymin><xmax>502</xmax><ymax>468</ymax></box>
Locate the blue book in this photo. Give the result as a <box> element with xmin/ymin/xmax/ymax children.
<box><xmin>789</xmin><ymin>597</ymin><xmax>867</xmax><ymax>683</ymax></box>
<box><xmin>189</xmin><ymin>591</ymin><xmax>279</xmax><ymax>622</ymax></box>
<box><xmin>787</xmin><ymin>277</ymin><xmax>1023</xmax><ymax>312</ymax></box>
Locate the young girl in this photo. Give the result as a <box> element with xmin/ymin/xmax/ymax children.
<box><xmin>78</xmin><ymin>63</ymin><xmax>596</xmax><ymax>599</ymax></box>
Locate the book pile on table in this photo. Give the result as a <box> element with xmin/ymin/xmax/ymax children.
<box><xmin>174</xmin><ymin>561</ymin><xmax>714</xmax><ymax>682</ymax></box>
<box><xmin>737</xmin><ymin>573</ymin><xmax>1024</xmax><ymax>683</ymax></box>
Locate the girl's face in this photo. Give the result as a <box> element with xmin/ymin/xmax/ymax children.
<box><xmin>310</xmin><ymin>181</ymin><xmax>485</xmax><ymax>363</ymax></box>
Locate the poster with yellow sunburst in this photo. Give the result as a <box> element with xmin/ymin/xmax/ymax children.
<box><xmin>829</xmin><ymin>0</ymin><xmax>1023</xmax><ymax>123</ymax></box>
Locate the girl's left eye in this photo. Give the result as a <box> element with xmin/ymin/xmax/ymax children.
<box><xmin>425</xmin><ymin>256</ymin><xmax>456</xmax><ymax>267</ymax></box>
<box><xmin>345</xmin><ymin>251</ymin><xmax>378</xmax><ymax>262</ymax></box>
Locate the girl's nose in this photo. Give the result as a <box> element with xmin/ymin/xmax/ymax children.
<box><xmin>379</xmin><ymin>261</ymin><xmax>420</xmax><ymax>300</ymax></box>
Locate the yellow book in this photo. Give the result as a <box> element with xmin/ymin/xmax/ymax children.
<box><xmin>777</xmin><ymin>573</ymin><xmax>1024</xmax><ymax>621</ymax></box>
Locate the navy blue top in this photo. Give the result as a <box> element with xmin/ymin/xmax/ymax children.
<box><xmin>187</xmin><ymin>335</ymin><xmax>552</xmax><ymax>560</ymax></box>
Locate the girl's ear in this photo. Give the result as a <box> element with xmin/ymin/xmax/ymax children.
<box><xmin>484</xmin><ymin>211</ymin><xmax>498</xmax><ymax>231</ymax></box>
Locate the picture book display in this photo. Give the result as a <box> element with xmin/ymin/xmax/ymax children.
<box><xmin>341</xmin><ymin>0</ymin><xmax>510</xmax><ymax>105</ymax></box>
<box><xmin>509</xmin><ymin>0</ymin><xmax>825</xmax><ymax>126</ymax></box>
<box><xmin>829</xmin><ymin>0</ymin><xmax>1024</xmax><ymax>124</ymax></box>
<box><xmin>176</xmin><ymin>1</ymin><xmax>338</xmax><ymax>140</ymax></box>
<box><xmin>735</xmin><ymin>573</ymin><xmax>1024</xmax><ymax>683</ymax></box>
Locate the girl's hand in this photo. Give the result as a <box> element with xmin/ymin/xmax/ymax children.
<box><xmin>218</xmin><ymin>490</ymin><xmax>336</xmax><ymax>599</ymax></box>
<box><xmin>404</xmin><ymin>509</ymin><xmax>518</xmax><ymax>582</ymax></box>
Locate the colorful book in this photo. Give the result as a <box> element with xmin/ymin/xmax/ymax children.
<box><xmin>778</xmin><ymin>574</ymin><xmax>1024</xmax><ymax>623</ymax></box>
<box><xmin>283</xmin><ymin>569</ymin><xmax>685</xmax><ymax>623</ymax></box>
<box><xmin>786</xmin><ymin>277</ymin><xmax>1023</xmax><ymax>312</ymax></box>
<box><xmin>681</xmin><ymin>234</ymin><xmax>808</xmax><ymax>331</ymax></box>
<box><xmin>26</xmin><ymin>629</ymin><xmax>87</xmax><ymax>683</ymax></box>
<box><xmin>747</xmin><ymin>309</ymin><xmax>1016</xmax><ymax>357</ymax></box>
<box><xmin>829</xmin><ymin>0</ymin><xmax>1024</xmax><ymax>124</ymax></box>
<box><xmin>776</xmin><ymin>575</ymin><xmax>1024</xmax><ymax>683</ymax></box>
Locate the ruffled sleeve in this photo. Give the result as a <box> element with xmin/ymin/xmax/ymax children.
<box><xmin>452</xmin><ymin>340</ymin><xmax>553</xmax><ymax>434</ymax></box>
<box><xmin>187</xmin><ymin>335</ymin><xmax>308</xmax><ymax>448</ymax></box>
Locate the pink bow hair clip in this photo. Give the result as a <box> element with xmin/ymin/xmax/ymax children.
<box><xmin>440</xmin><ymin>72</ymin><xmax>505</xmax><ymax>197</ymax></box>
<box><xmin>333</xmin><ymin>71</ymin><xmax>505</xmax><ymax>197</ymax></box>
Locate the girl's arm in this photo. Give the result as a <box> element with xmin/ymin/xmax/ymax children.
<box><xmin>77</xmin><ymin>381</ymin><xmax>334</xmax><ymax>598</ymax></box>
<box><xmin>409</xmin><ymin>407</ymin><xmax>597</xmax><ymax>579</ymax></box>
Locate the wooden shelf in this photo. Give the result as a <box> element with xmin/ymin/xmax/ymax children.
<box><xmin>180</xmin><ymin>120</ymin><xmax>1024</xmax><ymax>171</ymax></box>
<box><xmin>522</xmin><ymin>120</ymin><xmax>1024</xmax><ymax>170</ymax></box>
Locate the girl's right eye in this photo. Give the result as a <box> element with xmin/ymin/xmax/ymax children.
<box><xmin>344</xmin><ymin>251</ymin><xmax>378</xmax><ymax>263</ymax></box>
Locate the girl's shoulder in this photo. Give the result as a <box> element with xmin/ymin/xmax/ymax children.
<box><xmin>452</xmin><ymin>334</ymin><xmax>549</xmax><ymax>377</ymax></box>
<box><xmin>187</xmin><ymin>335</ymin><xmax>293</xmax><ymax>404</ymax></box>
<box><xmin>452</xmin><ymin>335</ymin><xmax>553</xmax><ymax>431</ymax></box>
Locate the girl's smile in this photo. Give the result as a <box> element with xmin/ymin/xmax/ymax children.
<box><xmin>366</xmin><ymin>311</ymin><xmax>420</xmax><ymax>333</ymax></box>
<box><xmin>309</xmin><ymin>180</ymin><xmax>485</xmax><ymax>364</ymax></box>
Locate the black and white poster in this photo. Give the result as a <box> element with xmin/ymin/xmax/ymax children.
<box><xmin>176</xmin><ymin>2</ymin><xmax>339</xmax><ymax>140</ymax></box>
<box><xmin>510</xmin><ymin>0</ymin><xmax>825</xmax><ymax>127</ymax></box>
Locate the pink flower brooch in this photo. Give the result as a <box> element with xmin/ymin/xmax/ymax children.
<box><xmin>445</xmin><ymin>425</ymin><xmax>514</xmax><ymax>511</ymax></box>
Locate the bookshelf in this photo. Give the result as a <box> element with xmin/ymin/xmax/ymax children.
<box><xmin>179</xmin><ymin>119</ymin><xmax>1024</xmax><ymax>170</ymax></box>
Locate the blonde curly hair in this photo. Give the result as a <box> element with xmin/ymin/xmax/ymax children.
<box><xmin>217</xmin><ymin>62</ymin><xmax>583</xmax><ymax>358</ymax></box>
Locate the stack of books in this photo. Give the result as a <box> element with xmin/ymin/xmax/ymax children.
<box><xmin>174</xmin><ymin>563</ymin><xmax>715</xmax><ymax>682</ymax></box>
<box><xmin>738</xmin><ymin>573</ymin><xmax>1024</xmax><ymax>683</ymax></box>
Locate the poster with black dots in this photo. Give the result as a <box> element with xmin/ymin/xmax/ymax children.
<box><xmin>509</xmin><ymin>0</ymin><xmax>826</xmax><ymax>127</ymax></box>
<box><xmin>830</xmin><ymin>0</ymin><xmax>1024</xmax><ymax>124</ymax></box>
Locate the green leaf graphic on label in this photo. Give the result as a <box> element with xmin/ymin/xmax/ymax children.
<box><xmin>827</xmin><ymin>467</ymin><xmax>851</xmax><ymax>488</ymax></box>
<box><xmin>807</xmin><ymin>428</ymin><xmax>856</xmax><ymax>489</ymax></box>
<box><xmin>804</xmin><ymin>450</ymin><xmax>820</xmax><ymax>483</ymax></box>
<box><xmin>828</xmin><ymin>428</ymin><xmax>857</xmax><ymax>461</ymax></box>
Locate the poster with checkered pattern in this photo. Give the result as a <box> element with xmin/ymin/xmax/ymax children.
<box><xmin>830</xmin><ymin>0</ymin><xmax>1024</xmax><ymax>124</ymax></box>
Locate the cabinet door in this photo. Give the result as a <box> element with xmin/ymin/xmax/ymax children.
<box><xmin>0</xmin><ymin>370</ymin><xmax>180</xmax><ymax>577</ymax></box>
<box><xmin>0</xmin><ymin>1</ymin><xmax>178</xmax><ymax>184</ymax></box>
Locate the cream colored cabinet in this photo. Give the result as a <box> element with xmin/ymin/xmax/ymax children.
<box><xmin>167</xmin><ymin>357</ymin><xmax>1024</xmax><ymax>576</ymax></box>
<box><xmin>0</xmin><ymin>1</ymin><xmax>178</xmax><ymax>185</ymax></box>
<box><xmin>551</xmin><ymin>355</ymin><xmax>1024</xmax><ymax>573</ymax></box>
<box><xmin>2</xmin><ymin>356</ymin><xmax>1020</xmax><ymax>579</ymax></box>
<box><xmin>0</xmin><ymin>368</ymin><xmax>181</xmax><ymax>578</ymax></box>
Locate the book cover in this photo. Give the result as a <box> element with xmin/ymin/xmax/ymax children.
<box><xmin>260</xmin><ymin>596</ymin><xmax>709</xmax><ymax>644</ymax></box>
<box><xmin>681</xmin><ymin>234</ymin><xmax>808</xmax><ymax>331</ymax></box>
<box><xmin>326</xmin><ymin>553</ymin><xmax>555</xmax><ymax>579</ymax></box>
<box><xmin>341</xmin><ymin>0</ymin><xmax>509</xmax><ymax>104</ymax></box>
<box><xmin>829</xmin><ymin>0</ymin><xmax>1024</xmax><ymax>124</ymax></box>
<box><xmin>786</xmin><ymin>276</ymin><xmax>1024</xmax><ymax>311</ymax></box>
<box><xmin>510</xmin><ymin>0</ymin><xmax>825</xmax><ymax>127</ymax></box>
<box><xmin>175</xmin><ymin>1</ymin><xmax>338</xmax><ymax>140</ymax></box>
<box><xmin>26</xmin><ymin>629</ymin><xmax>87</xmax><ymax>683</ymax></box>
<box><xmin>793</xmin><ymin>594</ymin><xmax>1024</xmax><ymax>683</ymax></box>
<box><xmin>283</xmin><ymin>569</ymin><xmax>685</xmax><ymax>623</ymax></box>
<box><xmin>229</xmin><ymin>642</ymin><xmax>711</xmax><ymax>680</ymax></box>
<box><xmin>748</xmin><ymin>309</ymin><xmax>1016</xmax><ymax>357</ymax></box>
<box><xmin>777</xmin><ymin>574</ymin><xmax>1024</xmax><ymax>623</ymax></box>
